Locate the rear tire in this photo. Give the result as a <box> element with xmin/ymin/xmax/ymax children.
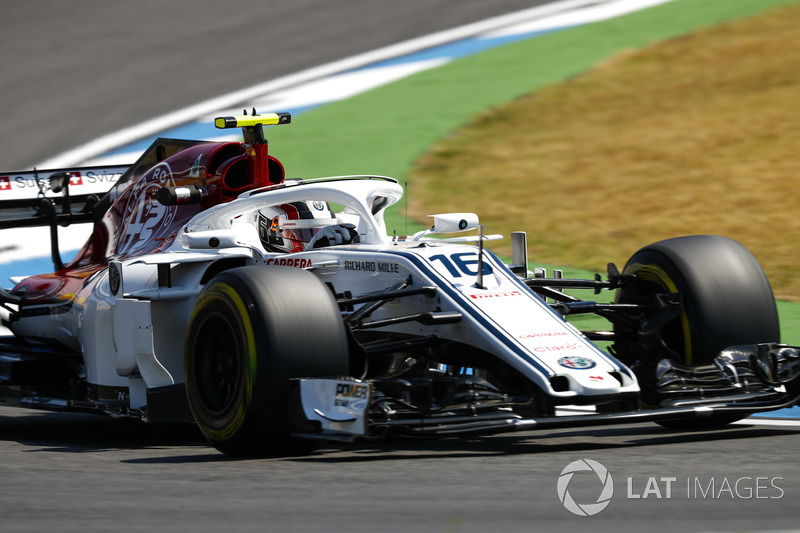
<box><xmin>614</xmin><ymin>235</ymin><xmax>780</xmax><ymax>428</ymax></box>
<box><xmin>184</xmin><ymin>266</ymin><xmax>349</xmax><ymax>456</ymax></box>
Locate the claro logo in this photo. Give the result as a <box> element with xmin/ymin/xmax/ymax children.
<box><xmin>533</xmin><ymin>343</ymin><xmax>579</xmax><ymax>353</ymax></box>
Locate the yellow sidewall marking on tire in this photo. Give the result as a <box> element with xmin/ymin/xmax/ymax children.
<box><xmin>627</xmin><ymin>263</ymin><xmax>693</xmax><ymax>365</ymax></box>
<box><xmin>189</xmin><ymin>283</ymin><xmax>258</xmax><ymax>442</ymax></box>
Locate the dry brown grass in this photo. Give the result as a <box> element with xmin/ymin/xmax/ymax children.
<box><xmin>409</xmin><ymin>5</ymin><xmax>800</xmax><ymax>301</ymax></box>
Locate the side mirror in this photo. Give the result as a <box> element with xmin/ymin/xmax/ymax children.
<box><xmin>181</xmin><ymin>230</ymin><xmax>241</xmax><ymax>250</ymax></box>
<box><xmin>428</xmin><ymin>213</ymin><xmax>479</xmax><ymax>234</ymax></box>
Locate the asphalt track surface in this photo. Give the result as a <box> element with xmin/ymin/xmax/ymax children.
<box><xmin>0</xmin><ymin>0</ymin><xmax>546</xmax><ymax>171</ymax></box>
<box><xmin>1</xmin><ymin>2</ymin><xmax>799</xmax><ymax>532</ymax></box>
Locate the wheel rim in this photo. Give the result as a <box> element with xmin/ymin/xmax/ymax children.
<box><xmin>625</xmin><ymin>262</ymin><xmax>693</xmax><ymax>363</ymax></box>
<box><xmin>193</xmin><ymin>310</ymin><xmax>244</xmax><ymax>417</ymax></box>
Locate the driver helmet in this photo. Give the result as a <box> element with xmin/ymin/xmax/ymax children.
<box><xmin>258</xmin><ymin>201</ymin><xmax>338</xmax><ymax>253</ymax></box>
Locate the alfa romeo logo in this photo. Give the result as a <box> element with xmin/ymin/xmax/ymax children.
<box><xmin>557</xmin><ymin>459</ymin><xmax>614</xmax><ymax>516</ymax></box>
<box><xmin>557</xmin><ymin>356</ymin><xmax>596</xmax><ymax>369</ymax></box>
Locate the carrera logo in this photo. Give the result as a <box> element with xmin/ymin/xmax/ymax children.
<box><xmin>520</xmin><ymin>332</ymin><xmax>569</xmax><ymax>339</ymax></box>
<box><xmin>0</xmin><ymin>176</ymin><xmax>10</xmax><ymax>191</ymax></box>
<box><xmin>470</xmin><ymin>291</ymin><xmax>522</xmax><ymax>299</ymax></box>
<box><xmin>265</xmin><ymin>257</ymin><xmax>312</xmax><ymax>268</ymax></box>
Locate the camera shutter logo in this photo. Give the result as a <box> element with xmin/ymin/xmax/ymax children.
<box><xmin>557</xmin><ymin>459</ymin><xmax>614</xmax><ymax>516</ymax></box>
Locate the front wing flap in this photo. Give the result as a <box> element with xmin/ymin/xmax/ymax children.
<box><xmin>291</xmin><ymin>344</ymin><xmax>800</xmax><ymax>442</ymax></box>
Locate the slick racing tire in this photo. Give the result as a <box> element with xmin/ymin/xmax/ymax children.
<box><xmin>614</xmin><ymin>235</ymin><xmax>780</xmax><ymax>429</ymax></box>
<box><xmin>184</xmin><ymin>266</ymin><xmax>349</xmax><ymax>456</ymax></box>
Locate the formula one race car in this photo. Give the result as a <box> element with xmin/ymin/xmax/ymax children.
<box><xmin>1</xmin><ymin>112</ymin><xmax>799</xmax><ymax>456</ymax></box>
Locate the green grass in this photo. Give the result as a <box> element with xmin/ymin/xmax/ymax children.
<box><xmin>259</xmin><ymin>0</ymin><xmax>800</xmax><ymax>342</ymax></box>
<box><xmin>267</xmin><ymin>0</ymin><xmax>800</xmax><ymax>229</ymax></box>
<box><xmin>412</xmin><ymin>2</ymin><xmax>800</xmax><ymax>301</ymax></box>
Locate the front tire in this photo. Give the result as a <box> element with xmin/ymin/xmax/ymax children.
<box><xmin>184</xmin><ymin>266</ymin><xmax>349</xmax><ymax>456</ymax></box>
<box><xmin>614</xmin><ymin>235</ymin><xmax>780</xmax><ymax>428</ymax></box>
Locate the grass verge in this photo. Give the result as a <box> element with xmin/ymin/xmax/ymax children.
<box><xmin>261</xmin><ymin>0</ymin><xmax>800</xmax><ymax>340</ymax></box>
<box><xmin>411</xmin><ymin>2</ymin><xmax>800</xmax><ymax>304</ymax></box>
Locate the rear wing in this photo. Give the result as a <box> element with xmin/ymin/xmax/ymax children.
<box><xmin>0</xmin><ymin>166</ymin><xmax>128</xmax><ymax>203</ymax></box>
<box><xmin>0</xmin><ymin>138</ymin><xmax>202</xmax><ymax>271</ymax></box>
<box><xmin>0</xmin><ymin>165</ymin><xmax>129</xmax><ymax>227</ymax></box>
<box><xmin>0</xmin><ymin>138</ymin><xmax>203</xmax><ymax>228</ymax></box>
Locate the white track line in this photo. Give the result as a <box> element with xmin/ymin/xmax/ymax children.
<box><xmin>37</xmin><ymin>0</ymin><xmax>671</xmax><ymax>168</ymax></box>
<box><xmin>734</xmin><ymin>418</ymin><xmax>800</xmax><ymax>428</ymax></box>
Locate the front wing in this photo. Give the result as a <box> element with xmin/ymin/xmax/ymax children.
<box><xmin>292</xmin><ymin>342</ymin><xmax>800</xmax><ymax>442</ymax></box>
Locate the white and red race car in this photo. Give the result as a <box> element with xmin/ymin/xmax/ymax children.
<box><xmin>1</xmin><ymin>112</ymin><xmax>798</xmax><ymax>456</ymax></box>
